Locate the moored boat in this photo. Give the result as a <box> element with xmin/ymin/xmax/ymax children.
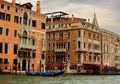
<box><xmin>26</xmin><ymin>70</ymin><xmax>64</xmax><ymax>76</ymax></box>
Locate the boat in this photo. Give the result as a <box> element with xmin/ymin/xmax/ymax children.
<box><xmin>26</xmin><ymin>70</ymin><xmax>64</xmax><ymax>76</ymax></box>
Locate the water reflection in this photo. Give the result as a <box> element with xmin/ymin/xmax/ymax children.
<box><xmin>0</xmin><ymin>74</ymin><xmax>119</xmax><ymax>84</ymax></box>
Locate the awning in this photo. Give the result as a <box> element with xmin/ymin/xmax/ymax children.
<box><xmin>70</xmin><ymin>64</ymin><xmax>77</xmax><ymax>68</ymax></box>
<box><xmin>46</xmin><ymin>63</ymin><xmax>67</xmax><ymax>67</ymax></box>
<box><xmin>91</xmin><ymin>64</ymin><xmax>103</xmax><ymax>67</ymax></box>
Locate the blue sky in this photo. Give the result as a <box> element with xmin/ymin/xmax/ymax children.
<box><xmin>6</xmin><ymin>0</ymin><xmax>120</xmax><ymax>34</ymax></box>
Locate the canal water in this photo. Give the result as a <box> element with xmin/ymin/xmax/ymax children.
<box><xmin>0</xmin><ymin>74</ymin><xmax>119</xmax><ymax>84</ymax></box>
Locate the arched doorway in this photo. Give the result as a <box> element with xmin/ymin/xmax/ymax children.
<box><xmin>22</xmin><ymin>59</ymin><xmax>26</xmax><ymax>71</ymax></box>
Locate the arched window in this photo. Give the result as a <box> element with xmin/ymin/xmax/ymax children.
<box><xmin>23</xmin><ymin>31</ymin><xmax>27</xmax><ymax>44</ymax></box>
<box><xmin>23</xmin><ymin>30</ymin><xmax>27</xmax><ymax>36</ymax></box>
<box><xmin>23</xmin><ymin>12</ymin><xmax>28</xmax><ymax>25</ymax></box>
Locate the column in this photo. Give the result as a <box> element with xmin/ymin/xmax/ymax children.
<box><xmin>81</xmin><ymin>53</ymin><xmax>84</xmax><ymax>64</ymax></box>
<box><xmin>26</xmin><ymin>60</ymin><xmax>28</xmax><ymax>72</ymax></box>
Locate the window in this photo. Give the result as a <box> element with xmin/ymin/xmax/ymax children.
<box><xmin>53</xmin><ymin>43</ymin><xmax>55</xmax><ymax>50</ymax></box>
<box><xmin>64</xmin><ymin>43</ymin><xmax>66</xmax><ymax>48</ymax></box>
<box><xmin>4</xmin><ymin>58</ymin><xmax>8</xmax><ymax>64</ymax></box>
<box><xmin>68</xmin><ymin>55</ymin><xmax>70</xmax><ymax>61</ymax></box>
<box><xmin>1</xmin><ymin>4</ymin><xmax>4</xmax><ymax>9</ymax></box>
<box><xmin>0</xmin><ymin>58</ymin><xmax>2</xmax><ymax>64</ymax></box>
<box><xmin>97</xmin><ymin>35</ymin><xmax>100</xmax><ymax>40</ymax></box>
<box><xmin>23</xmin><ymin>51</ymin><xmax>27</xmax><ymax>57</ymax></box>
<box><xmin>89</xmin><ymin>33</ymin><xmax>91</xmax><ymax>39</ymax></box>
<box><xmin>89</xmin><ymin>55</ymin><xmax>92</xmax><ymax>62</ymax></box>
<box><xmin>0</xmin><ymin>12</ymin><xmax>5</xmax><ymax>20</ymax></box>
<box><xmin>69</xmin><ymin>23</ymin><xmax>71</xmax><ymax>26</ymax></box>
<box><xmin>78</xmin><ymin>54</ymin><xmax>81</xmax><ymax>62</ymax></box>
<box><xmin>53</xmin><ymin>32</ymin><xmax>55</xmax><ymax>39</ymax></box>
<box><xmin>4</xmin><ymin>66</ymin><xmax>8</xmax><ymax>70</ymax></box>
<box><xmin>14</xmin><ymin>16</ymin><xmax>19</xmax><ymax>23</ymax></box>
<box><xmin>48</xmin><ymin>43</ymin><xmax>50</xmax><ymax>51</ymax></box>
<box><xmin>29</xmin><ymin>19</ymin><xmax>31</xmax><ymax>26</ymax></box>
<box><xmin>78</xmin><ymin>41</ymin><xmax>81</xmax><ymax>48</ymax></box>
<box><xmin>18</xmin><ymin>51</ymin><xmax>22</xmax><ymax>57</ymax></box>
<box><xmin>94</xmin><ymin>56</ymin><xmax>96</xmax><ymax>62</ymax></box>
<box><xmin>52</xmin><ymin>55</ymin><xmax>54</xmax><ymax>63</ymax></box>
<box><xmin>0</xmin><ymin>27</ymin><xmax>3</xmax><ymax>35</ymax></box>
<box><xmin>68</xmin><ymin>32</ymin><xmax>70</xmax><ymax>38</ymax></box>
<box><xmin>59</xmin><ymin>32</ymin><xmax>63</xmax><ymax>39</ymax></box>
<box><xmin>42</xmin><ymin>54</ymin><xmax>45</xmax><ymax>59</ymax></box>
<box><xmin>48</xmin><ymin>56</ymin><xmax>50</xmax><ymax>63</ymax></box>
<box><xmin>23</xmin><ymin>12</ymin><xmax>28</xmax><ymax>25</ymax></box>
<box><xmin>14</xmin><ymin>44</ymin><xmax>17</xmax><ymax>54</ymax></box>
<box><xmin>78</xmin><ymin>31</ymin><xmax>81</xmax><ymax>37</ymax></box>
<box><xmin>88</xmin><ymin>43</ymin><xmax>91</xmax><ymax>49</ymax></box>
<box><xmin>32</xmin><ymin>52</ymin><xmax>36</xmax><ymax>58</ymax></box>
<box><xmin>0</xmin><ymin>43</ymin><xmax>2</xmax><ymax>53</ymax></box>
<box><xmin>20</xmin><ymin>17</ymin><xmax>22</xmax><ymax>24</ymax></box>
<box><xmin>14</xmin><ymin>30</ymin><xmax>17</xmax><ymax>37</ymax></box>
<box><xmin>32</xmin><ymin>20</ymin><xmax>36</xmax><ymax>27</ymax></box>
<box><xmin>42</xmin><ymin>23</ymin><xmax>45</xmax><ymax>29</ymax></box>
<box><xmin>84</xmin><ymin>42</ymin><xmax>86</xmax><ymax>48</ymax></box>
<box><xmin>15</xmin><ymin>8</ymin><xmax>18</xmax><ymax>13</ymax></box>
<box><xmin>84</xmin><ymin>31</ymin><xmax>86</xmax><ymax>37</ymax></box>
<box><xmin>84</xmin><ymin>54</ymin><xmax>86</xmax><ymax>62</ymax></box>
<box><xmin>68</xmin><ymin>42</ymin><xmax>70</xmax><ymax>50</ymax></box>
<box><xmin>5</xmin><ymin>43</ymin><xmax>8</xmax><ymax>54</ymax></box>
<box><xmin>32</xmin><ymin>39</ymin><xmax>35</xmax><ymax>46</ymax></box>
<box><xmin>7</xmin><ymin>6</ymin><xmax>10</xmax><ymax>10</ymax></box>
<box><xmin>93</xmin><ymin>34</ymin><xmax>96</xmax><ymax>40</ymax></box>
<box><xmin>6</xmin><ymin>14</ymin><xmax>11</xmax><ymax>21</ymax></box>
<box><xmin>6</xmin><ymin>29</ymin><xmax>9</xmax><ymax>36</ymax></box>
<box><xmin>48</xmin><ymin>33</ymin><xmax>50</xmax><ymax>39</ymax></box>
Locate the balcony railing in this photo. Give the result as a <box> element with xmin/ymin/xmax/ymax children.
<box><xmin>94</xmin><ymin>50</ymin><xmax>101</xmax><ymax>53</ymax></box>
<box><xmin>20</xmin><ymin>24</ymin><xmax>30</xmax><ymax>30</ymax></box>
<box><xmin>19</xmin><ymin>44</ymin><xmax>37</xmax><ymax>50</ymax></box>
<box><xmin>55</xmin><ymin>48</ymin><xmax>66</xmax><ymax>52</ymax></box>
<box><xmin>76</xmin><ymin>48</ymin><xmax>88</xmax><ymax>51</ymax></box>
<box><xmin>18</xmin><ymin>55</ymin><xmax>31</xmax><ymax>58</ymax></box>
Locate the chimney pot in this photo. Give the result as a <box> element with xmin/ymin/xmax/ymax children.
<box><xmin>12</xmin><ymin>0</ymin><xmax>16</xmax><ymax>6</ymax></box>
<box><xmin>36</xmin><ymin>1</ymin><xmax>41</xmax><ymax>13</ymax></box>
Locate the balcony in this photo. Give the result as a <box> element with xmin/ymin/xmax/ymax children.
<box><xmin>76</xmin><ymin>48</ymin><xmax>88</xmax><ymax>52</ymax></box>
<box><xmin>55</xmin><ymin>48</ymin><xmax>66</xmax><ymax>52</ymax></box>
<box><xmin>94</xmin><ymin>50</ymin><xmax>101</xmax><ymax>53</ymax></box>
<box><xmin>19</xmin><ymin>44</ymin><xmax>37</xmax><ymax>50</ymax></box>
<box><xmin>115</xmin><ymin>52</ymin><xmax>119</xmax><ymax>56</ymax></box>
<box><xmin>18</xmin><ymin>55</ymin><xmax>31</xmax><ymax>58</ymax></box>
<box><xmin>18</xmin><ymin>51</ymin><xmax>31</xmax><ymax>58</ymax></box>
<box><xmin>20</xmin><ymin>24</ymin><xmax>30</xmax><ymax>30</ymax></box>
<box><xmin>88</xmin><ymin>49</ymin><xmax>93</xmax><ymax>52</ymax></box>
<box><xmin>4</xmin><ymin>62</ymin><xmax>9</xmax><ymax>65</ymax></box>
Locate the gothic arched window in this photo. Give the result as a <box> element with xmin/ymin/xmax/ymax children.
<box><xmin>23</xmin><ymin>12</ymin><xmax>28</xmax><ymax>25</ymax></box>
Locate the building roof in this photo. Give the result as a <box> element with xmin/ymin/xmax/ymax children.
<box><xmin>20</xmin><ymin>2</ymin><xmax>33</xmax><ymax>7</ymax></box>
<box><xmin>46</xmin><ymin>16</ymin><xmax>86</xmax><ymax>25</ymax></box>
<box><xmin>0</xmin><ymin>0</ymin><xmax>33</xmax><ymax>8</ymax></box>
<box><xmin>0</xmin><ymin>0</ymin><xmax>12</xmax><ymax>5</ymax></box>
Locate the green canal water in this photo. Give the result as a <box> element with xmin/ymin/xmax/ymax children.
<box><xmin>0</xmin><ymin>74</ymin><xmax>120</xmax><ymax>84</ymax></box>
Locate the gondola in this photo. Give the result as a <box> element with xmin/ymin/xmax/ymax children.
<box><xmin>26</xmin><ymin>70</ymin><xmax>64</xmax><ymax>76</ymax></box>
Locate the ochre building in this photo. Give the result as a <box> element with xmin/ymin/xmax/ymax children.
<box><xmin>0</xmin><ymin>0</ymin><xmax>46</xmax><ymax>73</ymax></box>
<box><xmin>45</xmin><ymin>11</ymin><xmax>102</xmax><ymax>74</ymax></box>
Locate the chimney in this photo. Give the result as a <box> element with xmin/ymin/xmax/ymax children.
<box><xmin>71</xmin><ymin>14</ymin><xmax>74</xmax><ymax>21</ymax></box>
<box><xmin>88</xmin><ymin>19</ymin><xmax>90</xmax><ymax>23</ymax></box>
<box><xmin>51</xmin><ymin>13</ymin><xmax>54</xmax><ymax>24</ymax></box>
<box><xmin>36</xmin><ymin>1</ymin><xmax>41</xmax><ymax>13</ymax></box>
<box><xmin>12</xmin><ymin>0</ymin><xmax>16</xmax><ymax>6</ymax></box>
